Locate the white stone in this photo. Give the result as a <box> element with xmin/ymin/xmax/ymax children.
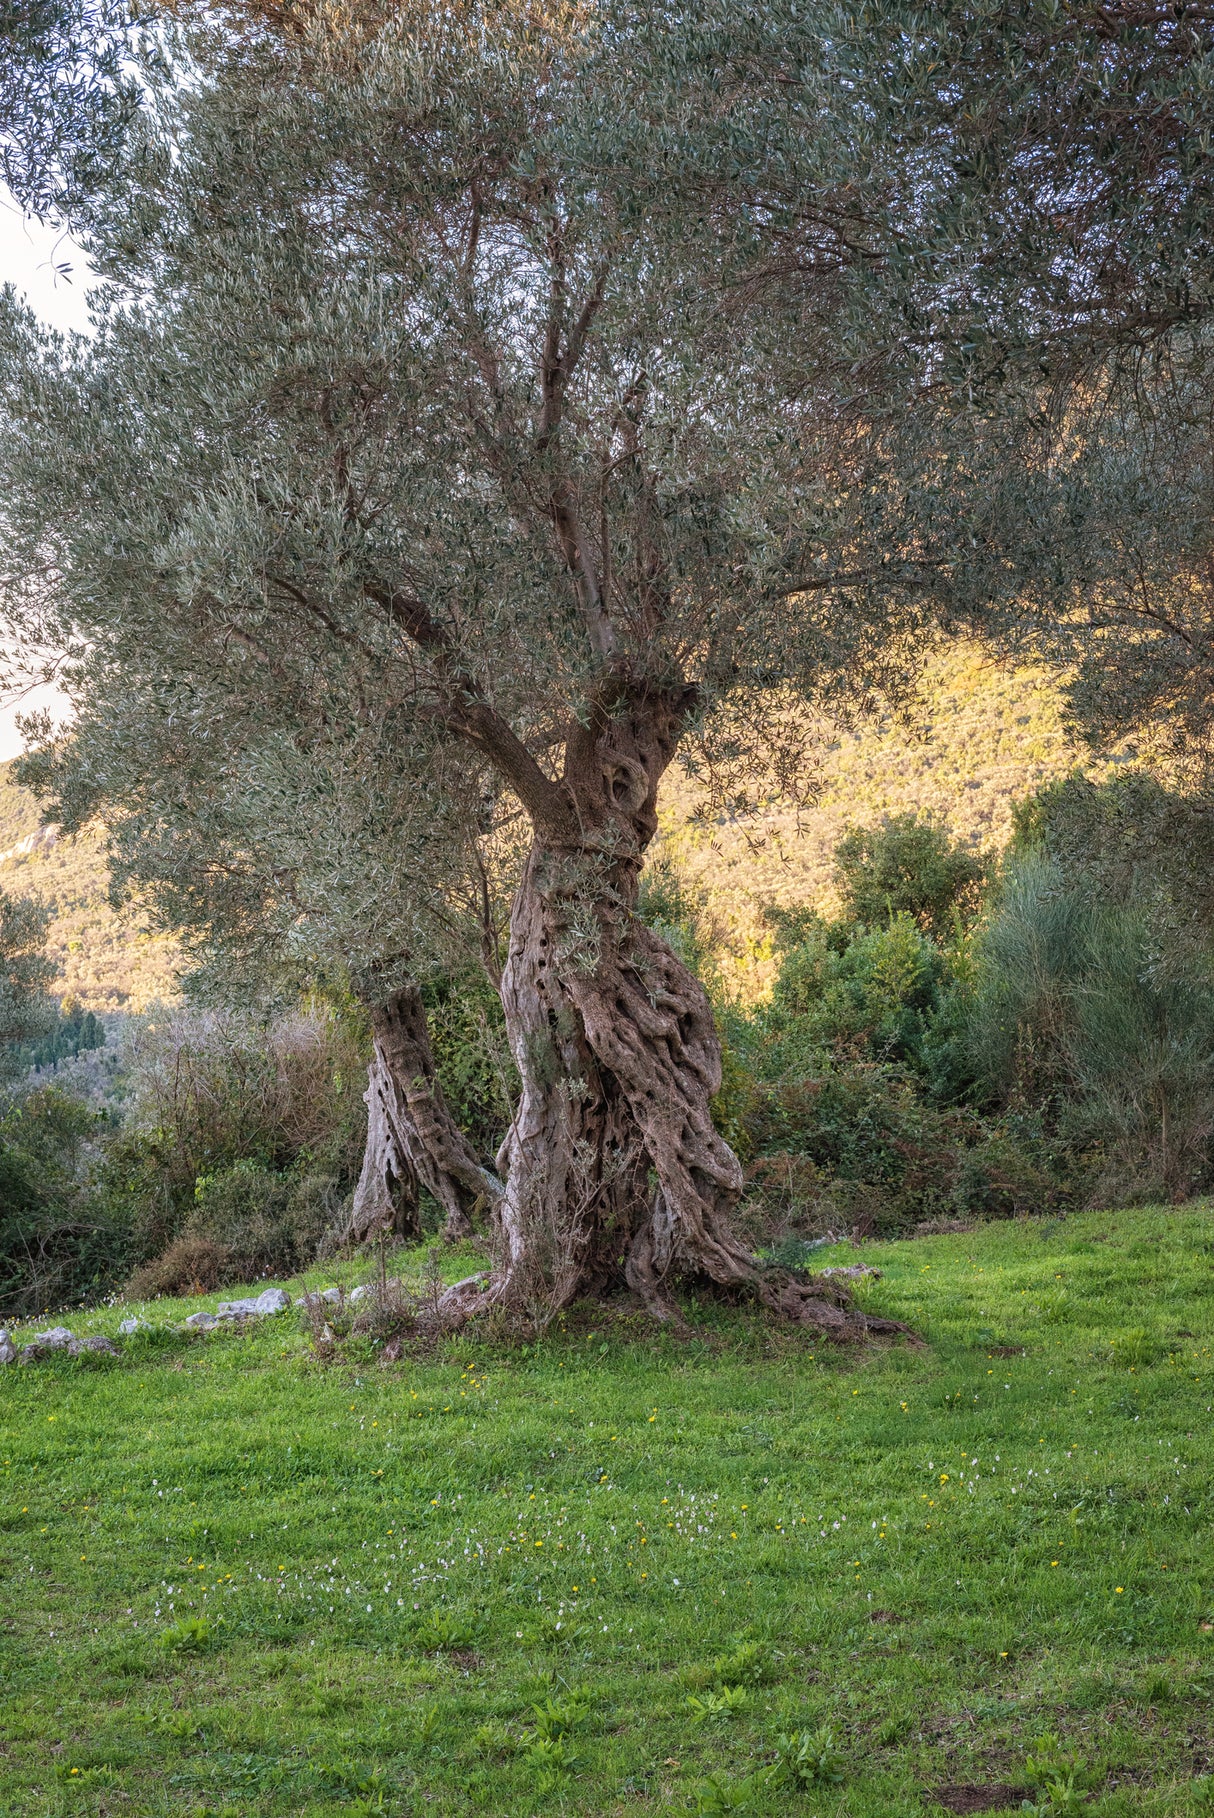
<box><xmin>118</xmin><ymin>1317</ymin><xmax>152</xmax><ymax>1336</ymax></box>
<box><xmin>349</xmin><ymin>1284</ymin><xmax>372</xmax><ymax>1303</ymax></box>
<box><xmin>215</xmin><ymin>1286</ymin><xmax>291</xmax><ymax>1320</ymax></box>
<box><xmin>0</xmin><ymin>1329</ymin><xmax>16</xmax><ymax>1365</ymax></box>
<box><xmin>32</xmin><ymin>1326</ymin><xmax>74</xmax><ymax>1349</ymax></box>
<box><xmin>215</xmin><ymin>1297</ymin><xmax>261</xmax><ymax>1319</ymax></box>
<box><xmin>68</xmin><ymin>1335</ymin><xmax>118</xmax><ymax>1357</ymax></box>
<box><xmin>183</xmin><ymin>1310</ymin><xmax>218</xmax><ymax>1331</ymax></box>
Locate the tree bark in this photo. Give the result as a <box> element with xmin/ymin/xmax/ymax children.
<box><xmin>438</xmin><ymin>676</ymin><xmax>910</xmax><ymax>1340</ymax></box>
<box><xmin>348</xmin><ymin>982</ymin><xmax>501</xmax><ymax>1246</ymax></box>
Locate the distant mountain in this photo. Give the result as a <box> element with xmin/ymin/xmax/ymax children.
<box><xmin>0</xmin><ymin>759</ymin><xmax>179</xmax><ymax>1013</ymax></box>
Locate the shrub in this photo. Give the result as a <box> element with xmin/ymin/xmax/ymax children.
<box><xmin>97</xmin><ymin>1003</ymin><xmax>367</xmax><ymax>1282</ymax></box>
<box><xmin>423</xmin><ymin>966</ymin><xmax>516</xmax><ymax>1161</ymax></box>
<box><xmin>126</xmin><ymin>1235</ymin><xmax>235</xmax><ymax>1299</ymax></box>
<box><xmin>833</xmin><ymin>813</ymin><xmax>985</xmax><ymax>940</ymax></box>
<box><xmin>0</xmin><ymin>1087</ymin><xmax>129</xmax><ymax>1316</ymax></box>
<box><xmin>967</xmin><ymin>856</ymin><xmax>1214</xmax><ymax>1199</ymax></box>
<box><xmin>768</xmin><ymin>912</ymin><xmax>946</xmax><ymax>1073</ymax></box>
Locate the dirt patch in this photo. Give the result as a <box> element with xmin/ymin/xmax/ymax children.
<box><xmin>925</xmin><ymin>1788</ymin><xmax>1027</xmax><ymax>1814</ymax></box>
<box><xmin>449</xmin><ymin>1649</ymin><xmax>483</xmax><ymax>1672</ymax></box>
<box><xmin>869</xmin><ymin>1609</ymin><xmax>901</xmax><ymax>1623</ymax></box>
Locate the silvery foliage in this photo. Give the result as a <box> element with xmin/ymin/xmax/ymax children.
<box><xmin>0</xmin><ymin>0</ymin><xmax>962</xmax><ymax>897</ymax></box>
<box><xmin>20</xmin><ymin>659</ymin><xmax>499</xmax><ymax>1005</ymax></box>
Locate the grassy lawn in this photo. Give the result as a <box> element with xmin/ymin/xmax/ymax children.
<box><xmin>2</xmin><ymin>1204</ymin><xmax>1213</xmax><ymax>1815</ymax></box>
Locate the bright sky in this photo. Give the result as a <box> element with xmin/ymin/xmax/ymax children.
<box><xmin>0</xmin><ymin>187</ymin><xmax>92</xmax><ymax>760</ymax></box>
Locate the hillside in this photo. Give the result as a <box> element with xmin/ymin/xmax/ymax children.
<box><xmin>658</xmin><ymin>639</ymin><xmax>1123</xmax><ymax>990</ymax></box>
<box><xmin>0</xmin><ymin>641</ymin><xmax>1111</xmax><ymax>1010</ymax></box>
<box><xmin>0</xmin><ymin>760</ymin><xmax>180</xmax><ymax>1012</ymax></box>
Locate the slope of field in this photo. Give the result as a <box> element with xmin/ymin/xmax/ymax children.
<box><xmin>1</xmin><ymin>1205</ymin><xmax>1212</xmax><ymax>1814</ymax></box>
<box><xmin>0</xmin><ymin>760</ymin><xmax>179</xmax><ymax>1012</ymax></box>
<box><xmin>658</xmin><ymin>640</ymin><xmax>1122</xmax><ymax>991</ymax></box>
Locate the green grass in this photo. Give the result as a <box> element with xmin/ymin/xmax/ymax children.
<box><xmin>3</xmin><ymin>1206</ymin><xmax>1214</xmax><ymax>1816</ymax></box>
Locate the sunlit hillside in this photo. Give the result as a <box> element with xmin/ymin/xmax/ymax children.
<box><xmin>0</xmin><ymin>759</ymin><xmax>179</xmax><ymax>1012</ymax></box>
<box><xmin>0</xmin><ymin>642</ymin><xmax>1119</xmax><ymax>1012</ymax></box>
<box><xmin>658</xmin><ymin>640</ymin><xmax>1124</xmax><ymax>993</ymax></box>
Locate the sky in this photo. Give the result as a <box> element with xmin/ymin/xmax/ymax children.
<box><xmin>0</xmin><ymin>188</ymin><xmax>91</xmax><ymax>760</ymax></box>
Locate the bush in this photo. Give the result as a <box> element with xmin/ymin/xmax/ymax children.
<box><xmin>423</xmin><ymin>967</ymin><xmax>516</xmax><ymax>1161</ymax></box>
<box><xmin>726</xmin><ymin>825</ymin><xmax>1079</xmax><ymax>1235</ymax></box>
<box><xmin>768</xmin><ymin>912</ymin><xmax>946</xmax><ymax>1073</ymax></box>
<box><xmin>833</xmin><ymin>813</ymin><xmax>985</xmax><ymax>940</ymax></box>
<box><xmin>966</xmin><ymin>856</ymin><xmax>1214</xmax><ymax>1200</ymax></box>
<box><xmin>126</xmin><ymin>1235</ymin><xmax>234</xmax><ymax>1299</ymax></box>
<box><xmin>187</xmin><ymin>1159</ymin><xmax>339</xmax><ymax>1279</ymax></box>
<box><xmin>97</xmin><ymin>1003</ymin><xmax>368</xmax><ymax>1291</ymax></box>
<box><xmin>0</xmin><ymin>1086</ymin><xmax>130</xmax><ymax>1316</ymax></box>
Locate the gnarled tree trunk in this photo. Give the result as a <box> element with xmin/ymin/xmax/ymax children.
<box><xmin>439</xmin><ymin>677</ymin><xmax>908</xmax><ymax>1340</ymax></box>
<box><xmin>348</xmin><ymin>983</ymin><xmax>501</xmax><ymax>1246</ymax></box>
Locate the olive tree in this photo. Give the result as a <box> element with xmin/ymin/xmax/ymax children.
<box><xmin>21</xmin><ymin>660</ymin><xmax>507</xmax><ymax>1243</ymax></box>
<box><xmin>0</xmin><ymin>2</ymin><xmax>934</xmax><ymax>1330</ymax></box>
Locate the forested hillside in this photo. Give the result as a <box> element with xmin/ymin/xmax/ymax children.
<box><xmin>0</xmin><ymin>643</ymin><xmax>1117</xmax><ymax>1010</ymax></box>
<box><xmin>0</xmin><ymin>758</ymin><xmax>179</xmax><ymax>1010</ymax></box>
<box><xmin>658</xmin><ymin>640</ymin><xmax>1122</xmax><ymax>988</ymax></box>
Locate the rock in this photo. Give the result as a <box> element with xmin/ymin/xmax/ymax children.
<box><xmin>300</xmin><ymin>1287</ymin><xmax>342</xmax><ymax>1311</ymax></box>
<box><xmin>67</xmin><ymin>1335</ymin><xmax>119</xmax><ymax>1357</ymax></box>
<box><xmin>0</xmin><ymin>1329</ymin><xmax>16</xmax><ymax>1365</ymax></box>
<box><xmin>183</xmin><ymin>1310</ymin><xmax>219</xmax><ymax>1331</ymax></box>
<box><xmin>215</xmin><ymin>1286</ymin><xmax>291</xmax><ymax>1319</ymax></box>
<box><xmin>32</xmin><ymin>1326</ymin><xmax>74</xmax><ymax>1349</ymax></box>
<box><xmin>349</xmin><ymin>1280</ymin><xmax>403</xmax><ymax>1305</ymax></box>
<box><xmin>118</xmin><ymin>1317</ymin><xmax>152</xmax><ymax>1336</ymax></box>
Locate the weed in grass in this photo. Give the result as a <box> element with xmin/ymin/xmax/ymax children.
<box><xmin>1019</xmin><ymin>1777</ymin><xmax>1090</xmax><ymax>1816</ymax></box>
<box><xmin>686</xmin><ymin>1685</ymin><xmax>750</xmax><ymax>1724</ymax></box>
<box><xmin>413</xmin><ymin>1706</ymin><xmax>440</xmax><ymax>1746</ymax></box>
<box><xmin>529</xmin><ymin>1688</ymin><xmax>592</xmax><ymax>1739</ymax></box>
<box><xmin>423</xmin><ymin>1609</ymin><xmax>482</xmax><ymax>1652</ymax></box>
<box><xmin>691</xmin><ymin>1768</ymin><xmax>774</xmax><ymax>1813</ymax></box>
<box><xmin>709</xmin><ymin>1641</ymin><xmax>773</xmax><ymax>1684</ymax></box>
<box><xmin>318</xmin><ymin>1761</ymin><xmax>391</xmax><ymax>1798</ymax></box>
<box><xmin>519</xmin><ymin>1735</ymin><xmax>580</xmax><ymax>1778</ymax></box>
<box><xmin>159</xmin><ymin>1614</ymin><xmax>218</xmax><ymax>1652</ymax></box>
<box><xmin>1024</xmin><ymin>1738</ymin><xmax>1094</xmax><ymax>1792</ymax></box>
<box><xmin>523</xmin><ymin>1610</ymin><xmax>587</xmax><ymax>1649</ymax></box>
<box><xmin>471</xmin><ymin>1721</ymin><xmax>513</xmax><ymax>1757</ymax></box>
<box><xmin>773</xmin><ymin>1724</ymin><xmax>847</xmax><ymax>1786</ymax></box>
